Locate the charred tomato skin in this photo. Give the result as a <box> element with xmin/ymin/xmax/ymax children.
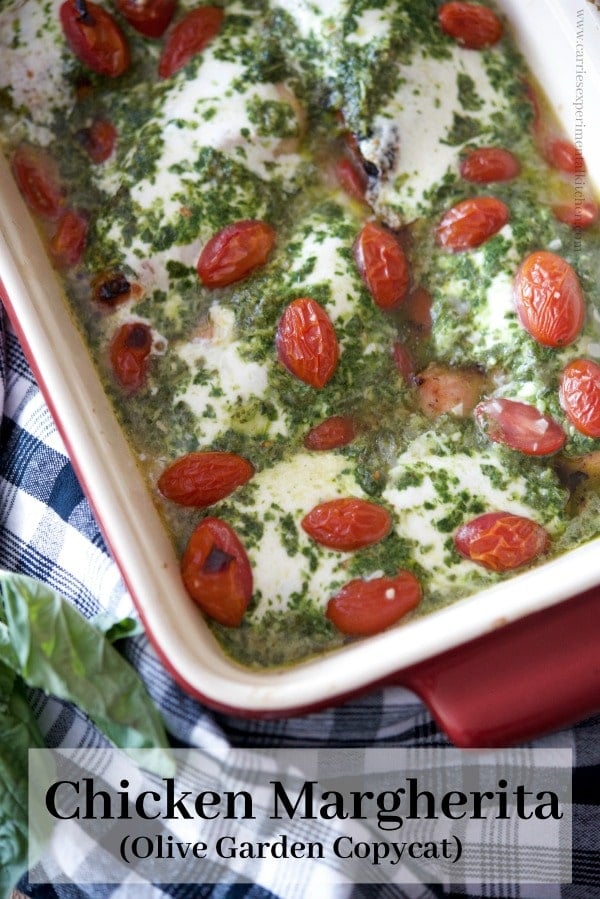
<box><xmin>181</xmin><ymin>517</ymin><xmax>253</xmax><ymax>627</ymax></box>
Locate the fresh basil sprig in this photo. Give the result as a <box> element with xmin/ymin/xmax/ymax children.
<box><xmin>0</xmin><ymin>572</ymin><xmax>175</xmax><ymax>896</ymax></box>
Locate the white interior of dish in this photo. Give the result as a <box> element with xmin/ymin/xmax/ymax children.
<box><xmin>1</xmin><ymin>0</ymin><xmax>599</xmax><ymax>712</ymax></box>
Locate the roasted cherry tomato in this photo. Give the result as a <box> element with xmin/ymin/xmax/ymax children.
<box><xmin>354</xmin><ymin>221</ymin><xmax>410</xmax><ymax>309</ymax></box>
<box><xmin>514</xmin><ymin>250</ymin><xmax>585</xmax><ymax>347</ymax></box>
<box><xmin>302</xmin><ymin>498</ymin><xmax>391</xmax><ymax>551</ymax></box>
<box><xmin>92</xmin><ymin>270</ymin><xmax>134</xmax><ymax>306</ymax></box>
<box><xmin>11</xmin><ymin>144</ymin><xmax>63</xmax><ymax>220</ymax></box>
<box><xmin>60</xmin><ymin>0</ymin><xmax>130</xmax><ymax>77</ymax></box>
<box><xmin>553</xmin><ymin>201</ymin><xmax>598</xmax><ymax>230</ymax></box>
<box><xmin>475</xmin><ymin>397</ymin><xmax>566</xmax><ymax>456</ymax></box>
<box><xmin>114</xmin><ymin>0</ymin><xmax>176</xmax><ymax>37</ymax></box>
<box><xmin>197</xmin><ymin>219</ymin><xmax>275</xmax><ymax>288</ymax></box>
<box><xmin>436</xmin><ymin>197</ymin><xmax>509</xmax><ymax>251</ymax></box>
<box><xmin>49</xmin><ymin>210</ymin><xmax>88</xmax><ymax>268</ymax></box>
<box><xmin>404</xmin><ymin>286</ymin><xmax>433</xmax><ymax>334</ymax></box>
<box><xmin>416</xmin><ymin>363</ymin><xmax>487</xmax><ymax>418</ymax></box>
<box><xmin>392</xmin><ymin>342</ymin><xmax>415</xmax><ymax>382</ymax></box>
<box><xmin>438</xmin><ymin>2</ymin><xmax>503</xmax><ymax>49</ymax></box>
<box><xmin>454</xmin><ymin>511</ymin><xmax>549</xmax><ymax>571</ymax></box>
<box><xmin>459</xmin><ymin>147</ymin><xmax>520</xmax><ymax>183</ymax></box>
<box><xmin>543</xmin><ymin>138</ymin><xmax>585</xmax><ymax>174</ymax></box>
<box><xmin>559</xmin><ymin>358</ymin><xmax>600</xmax><ymax>439</ymax></box>
<box><xmin>276</xmin><ymin>297</ymin><xmax>339</xmax><ymax>388</ymax></box>
<box><xmin>304</xmin><ymin>416</ymin><xmax>356</xmax><ymax>451</ymax></box>
<box><xmin>78</xmin><ymin>119</ymin><xmax>117</xmax><ymax>163</ymax></box>
<box><xmin>326</xmin><ymin>570</ymin><xmax>422</xmax><ymax>637</ymax></box>
<box><xmin>158</xmin><ymin>451</ymin><xmax>254</xmax><ymax>506</ymax></box>
<box><xmin>334</xmin><ymin>156</ymin><xmax>368</xmax><ymax>201</ymax></box>
<box><xmin>181</xmin><ymin>517</ymin><xmax>252</xmax><ymax>627</ymax></box>
<box><xmin>158</xmin><ymin>6</ymin><xmax>224</xmax><ymax>78</ymax></box>
<box><xmin>109</xmin><ymin>321</ymin><xmax>152</xmax><ymax>391</ymax></box>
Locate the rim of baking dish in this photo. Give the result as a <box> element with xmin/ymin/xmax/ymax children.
<box><xmin>1</xmin><ymin>0</ymin><xmax>599</xmax><ymax>715</ymax></box>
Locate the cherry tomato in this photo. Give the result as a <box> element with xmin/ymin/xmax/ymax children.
<box><xmin>109</xmin><ymin>321</ymin><xmax>152</xmax><ymax>391</ymax></box>
<box><xmin>454</xmin><ymin>511</ymin><xmax>549</xmax><ymax>571</ymax></box>
<box><xmin>49</xmin><ymin>210</ymin><xmax>88</xmax><ymax>268</ymax></box>
<box><xmin>60</xmin><ymin>0</ymin><xmax>130</xmax><ymax>77</ymax></box>
<box><xmin>354</xmin><ymin>221</ymin><xmax>410</xmax><ymax>310</ymax></box>
<box><xmin>326</xmin><ymin>570</ymin><xmax>422</xmax><ymax>637</ymax></box>
<box><xmin>436</xmin><ymin>197</ymin><xmax>509</xmax><ymax>251</ymax></box>
<box><xmin>459</xmin><ymin>147</ymin><xmax>520</xmax><ymax>183</ymax></box>
<box><xmin>304</xmin><ymin>416</ymin><xmax>356</xmax><ymax>451</ymax></box>
<box><xmin>543</xmin><ymin>138</ymin><xmax>585</xmax><ymax>174</ymax></box>
<box><xmin>158</xmin><ymin>451</ymin><xmax>254</xmax><ymax>506</ymax></box>
<box><xmin>302</xmin><ymin>498</ymin><xmax>391</xmax><ymax>551</ymax></box>
<box><xmin>11</xmin><ymin>144</ymin><xmax>63</xmax><ymax>220</ymax></box>
<box><xmin>404</xmin><ymin>286</ymin><xmax>433</xmax><ymax>334</ymax></box>
<box><xmin>392</xmin><ymin>342</ymin><xmax>415</xmax><ymax>382</ymax></box>
<box><xmin>114</xmin><ymin>0</ymin><xmax>176</xmax><ymax>37</ymax></box>
<box><xmin>92</xmin><ymin>270</ymin><xmax>134</xmax><ymax>306</ymax></box>
<box><xmin>559</xmin><ymin>358</ymin><xmax>600</xmax><ymax>439</ymax></box>
<box><xmin>438</xmin><ymin>2</ymin><xmax>503</xmax><ymax>49</ymax></box>
<box><xmin>514</xmin><ymin>250</ymin><xmax>585</xmax><ymax>348</ymax></box>
<box><xmin>416</xmin><ymin>363</ymin><xmax>487</xmax><ymax>418</ymax></box>
<box><xmin>197</xmin><ymin>219</ymin><xmax>275</xmax><ymax>288</ymax></box>
<box><xmin>276</xmin><ymin>297</ymin><xmax>339</xmax><ymax>388</ymax></box>
<box><xmin>78</xmin><ymin>119</ymin><xmax>117</xmax><ymax>163</ymax></box>
<box><xmin>475</xmin><ymin>397</ymin><xmax>566</xmax><ymax>456</ymax></box>
<box><xmin>334</xmin><ymin>156</ymin><xmax>368</xmax><ymax>201</ymax></box>
<box><xmin>158</xmin><ymin>6</ymin><xmax>224</xmax><ymax>78</ymax></box>
<box><xmin>553</xmin><ymin>201</ymin><xmax>598</xmax><ymax>230</ymax></box>
<box><xmin>181</xmin><ymin>517</ymin><xmax>252</xmax><ymax>627</ymax></box>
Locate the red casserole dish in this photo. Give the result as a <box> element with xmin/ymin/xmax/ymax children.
<box><xmin>1</xmin><ymin>0</ymin><xmax>600</xmax><ymax>746</ymax></box>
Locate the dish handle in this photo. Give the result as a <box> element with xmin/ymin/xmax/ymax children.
<box><xmin>394</xmin><ymin>586</ymin><xmax>600</xmax><ymax>747</ymax></box>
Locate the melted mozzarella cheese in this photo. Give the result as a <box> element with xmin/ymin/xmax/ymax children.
<box><xmin>237</xmin><ymin>451</ymin><xmax>363</xmax><ymax>616</ymax></box>
<box><xmin>361</xmin><ymin>47</ymin><xmax>513</xmax><ymax>225</ymax></box>
<box><xmin>383</xmin><ymin>430</ymin><xmax>564</xmax><ymax>597</ymax></box>
<box><xmin>0</xmin><ymin>0</ymin><xmax>71</xmax><ymax>145</ymax></box>
<box><xmin>174</xmin><ymin>305</ymin><xmax>288</xmax><ymax>444</ymax></box>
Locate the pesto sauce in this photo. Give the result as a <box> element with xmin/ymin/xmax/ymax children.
<box><xmin>1</xmin><ymin>0</ymin><xmax>599</xmax><ymax>670</ymax></box>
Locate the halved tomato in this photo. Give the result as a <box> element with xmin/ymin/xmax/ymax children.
<box><xmin>454</xmin><ymin>511</ymin><xmax>549</xmax><ymax>571</ymax></box>
<box><xmin>60</xmin><ymin>0</ymin><xmax>130</xmax><ymax>77</ymax></box>
<box><xmin>559</xmin><ymin>358</ymin><xmax>600</xmax><ymax>439</ymax></box>
<box><xmin>158</xmin><ymin>452</ymin><xmax>254</xmax><ymax>506</ymax></box>
<box><xmin>436</xmin><ymin>197</ymin><xmax>509</xmax><ymax>251</ymax></box>
<box><xmin>459</xmin><ymin>147</ymin><xmax>520</xmax><ymax>183</ymax></box>
<box><xmin>326</xmin><ymin>570</ymin><xmax>422</xmax><ymax>636</ymax></box>
<box><xmin>304</xmin><ymin>416</ymin><xmax>356</xmax><ymax>451</ymax></box>
<box><xmin>514</xmin><ymin>250</ymin><xmax>584</xmax><ymax>347</ymax></box>
<box><xmin>181</xmin><ymin>517</ymin><xmax>253</xmax><ymax>627</ymax></box>
<box><xmin>354</xmin><ymin>221</ymin><xmax>410</xmax><ymax>309</ymax></box>
<box><xmin>276</xmin><ymin>297</ymin><xmax>339</xmax><ymax>388</ymax></box>
<box><xmin>438</xmin><ymin>2</ymin><xmax>503</xmax><ymax>49</ymax></box>
<box><xmin>12</xmin><ymin>144</ymin><xmax>63</xmax><ymax>220</ymax></box>
<box><xmin>158</xmin><ymin>6</ymin><xmax>224</xmax><ymax>78</ymax></box>
<box><xmin>115</xmin><ymin>0</ymin><xmax>176</xmax><ymax>37</ymax></box>
<box><xmin>197</xmin><ymin>219</ymin><xmax>275</xmax><ymax>288</ymax></box>
<box><xmin>109</xmin><ymin>321</ymin><xmax>152</xmax><ymax>391</ymax></box>
<box><xmin>302</xmin><ymin>498</ymin><xmax>391</xmax><ymax>551</ymax></box>
<box><xmin>475</xmin><ymin>397</ymin><xmax>566</xmax><ymax>456</ymax></box>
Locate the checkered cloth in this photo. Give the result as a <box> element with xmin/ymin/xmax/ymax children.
<box><xmin>1</xmin><ymin>307</ymin><xmax>599</xmax><ymax>899</ymax></box>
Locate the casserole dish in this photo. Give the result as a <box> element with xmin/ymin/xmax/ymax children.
<box><xmin>1</xmin><ymin>0</ymin><xmax>599</xmax><ymax>745</ymax></box>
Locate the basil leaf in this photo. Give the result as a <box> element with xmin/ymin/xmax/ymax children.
<box><xmin>0</xmin><ymin>661</ymin><xmax>45</xmax><ymax>899</ymax></box>
<box><xmin>0</xmin><ymin>573</ymin><xmax>174</xmax><ymax>777</ymax></box>
<box><xmin>89</xmin><ymin>612</ymin><xmax>144</xmax><ymax>643</ymax></box>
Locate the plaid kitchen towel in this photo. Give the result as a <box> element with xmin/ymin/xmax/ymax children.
<box><xmin>1</xmin><ymin>308</ymin><xmax>599</xmax><ymax>899</ymax></box>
